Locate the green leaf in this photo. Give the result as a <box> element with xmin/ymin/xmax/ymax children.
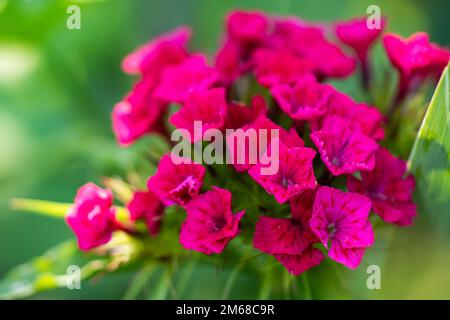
<box><xmin>408</xmin><ymin>63</ymin><xmax>450</xmax><ymax>228</ymax></box>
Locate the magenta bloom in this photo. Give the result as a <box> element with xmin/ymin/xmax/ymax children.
<box><xmin>312</xmin><ymin>90</ymin><xmax>385</xmax><ymax>141</ymax></box>
<box><xmin>148</xmin><ymin>154</ymin><xmax>206</xmax><ymax>206</ymax></box>
<box><xmin>224</xmin><ymin>95</ymin><xmax>268</xmax><ymax>129</ymax></box>
<box><xmin>271</xmin><ymin>18</ymin><xmax>355</xmax><ymax>79</ymax></box>
<box><xmin>271</xmin><ymin>75</ymin><xmax>334</xmax><ymax>120</ymax></box>
<box><xmin>347</xmin><ymin>148</ymin><xmax>417</xmax><ymax>226</ymax></box>
<box><xmin>66</xmin><ymin>183</ymin><xmax>117</xmax><ymax>251</ymax></box>
<box><xmin>384</xmin><ymin>32</ymin><xmax>437</xmax><ymax>77</ymax></box>
<box><xmin>253</xmin><ymin>48</ymin><xmax>314</xmax><ymax>87</ymax></box>
<box><xmin>180</xmin><ymin>187</ymin><xmax>245</xmax><ymax>254</ymax></box>
<box><xmin>310</xmin><ymin>186</ymin><xmax>374</xmax><ymax>269</ymax></box>
<box><xmin>112</xmin><ymin>79</ymin><xmax>166</xmax><ymax>146</ymax></box>
<box><xmin>335</xmin><ymin>17</ymin><xmax>385</xmax><ymax>62</ymax></box>
<box><xmin>248</xmin><ymin>142</ymin><xmax>317</xmax><ymax>204</ymax></box>
<box><xmin>226</xmin><ymin>11</ymin><xmax>269</xmax><ymax>46</ymax></box>
<box><xmin>128</xmin><ymin>190</ymin><xmax>164</xmax><ymax>235</ymax></box>
<box><xmin>253</xmin><ymin>190</ymin><xmax>324</xmax><ymax>275</ymax></box>
<box><xmin>154</xmin><ymin>55</ymin><xmax>218</xmax><ymax>103</ymax></box>
<box><xmin>226</xmin><ymin>115</ymin><xmax>304</xmax><ymax>172</ymax></box>
<box><xmin>215</xmin><ymin>40</ymin><xmax>248</xmax><ymax>85</ymax></box>
<box><xmin>122</xmin><ymin>26</ymin><xmax>190</xmax><ymax>75</ymax></box>
<box><xmin>311</xmin><ymin>116</ymin><xmax>378</xmax><ymax>176</ymax></box>
<box><xmin>170</xmin><ymin>88</ymin><xmax>227</xmax><ymax>142</ymax></box>
<box><xmin>383</xmin><ymin>32</ymin><xmax>450</xmax><ymax>104</ymax></box>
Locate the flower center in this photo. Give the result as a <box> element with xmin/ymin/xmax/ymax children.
<box><xmin>327</xmin><ymin>222</ymin><xmax>337</xmax><ymax>237</ymax></box>
<box><xmin>281</xmin><ymin>176</ymin><xmax>294</xmax><ymax>188</ymax></box>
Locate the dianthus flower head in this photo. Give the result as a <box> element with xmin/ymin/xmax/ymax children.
<box><xmin>271</xmin><ymin>75</ymin><xmax>334</xmax><ymax>121</ymax></box>
<box><xmin>148</xmin><ymin>154</ymin><xmax>206</xmax><ymax>206</ymax></box>
<box><xmin>180</xmin><ymin>187</ymin><xmax>245</xmax><ymax>255</ymax></box>
<box><xmin>253</xmin><ymin>48</ymin><xmax>314</xmax><ymax>87</ymax></box>
<box><xmin>170</xmin><ymin>88</ymin><xmax>227</xmax><ymax>142</ymax></box>
<box><xmin>154</xmin><ymin>55</ymin><xmax>219</xmax><ymax>103</ymax></box>
<box><xmin>112</xmin><ymin>79</ymin><xmax>166</xmax><ymax>146</ymax></box>
<box><xmin>335</xmin><ymin>17</ymin><xmax>386</xmax><ymax>61</ymax></box>
<box><xmin>253</xmin><ymin>190</ymin><xmax>324</xmax><ymax>275</ymax></box>
<box><xmin>310</xmin><ymin>186</ymin><xmax>374</xmax><ymax>269</ymax></box>
<box><xmin>347</xmin><ymin>148</ymin><xmax>417</xmax><ymax>226</ymax></box>
<box><xmin>248</xmin><ymin>142</ymin><xmax>317</xmax><ymax>204</ymax></box>
<box><xmin>311</xmin><ymin>116</ymin><xmax>379</xmax><ymax>176</ymax></box>
<box><xmin>128</xmin><ymin>190</ymin><xmax>165</xmax><ymax>235</ymax></box>
<box><xmin>226</xmin><ymin>11</ymin><xmax>269</xmax><ymax>46</ymax></box>
<box><xmin>66</xmin><ymin>183</ymin><xmax>117</xmax><ymax>251</ymax></box>
<box><xmin>122</xmin><ymin>26</ymin><xmax>191</xmax><ymax>75</ymax></box>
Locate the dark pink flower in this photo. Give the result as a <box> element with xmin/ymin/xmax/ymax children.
<box><xmin>253</xmin><ymin>190</ymin><xmax>324</xmax><ymax>275</ymax></box>
<box><xmin>66</xmin><ymin>183</ymin><xmax>117</xmax><ymax>251</ymax></box>
<box><xmin>312</xmin><ymin>90</ymin><xmax>385</xmax><ymax>141</ymax></box>
<box><xmin>307</xmin><ymin>39</ymin><xmax>356</xmax><ymax>79</ymax></box>
<box><xmin>226</xmin><ymin>11</ymin><xmax>269</xmax><ymax>46</ymax></box>
<box><xmin>253</xmin><ymin>48</ymin><xmax>314</xmax><ymax>87</ymax></box>
<box><xmin>122</xmin><ymin>26</ymin><xmax>190</xmax><ymax>75</ymax></box>
<box><xmin>335</xmin><ymin>17</ymin><xmax>385</xmax><ymax>62</ymax></box>
<box><xmin>383</xmin><ymin>32</ymin><xmax>435</xmax><ymax>78</ymax></box>
<box><xmin>311</xmin><ymin>116</ymin><xmax>379</xmax><ymax>176</ymax></box>
<box><xmin>271</xmin><ymin>75</ymin><xmax>334</xmax><ymax>120</ymax></box>
<box><xmin>310</xmin><ymin>186</ymin><xmax>374</xmax><ymax>269</ymax></box>
<box><xmin>170</xmin><ymin>88</ymin><xmax>227</xmax><ymax>142</ymax></box>
<box><xmin>248</xmin><ymin>142</ymin><xmax>317</xmax><ymax>204</ymax></box>
<box><xmin>180</xmin><ymin>187</ymin><xmax>244</xmax><ymax>254</ymax></box>
<box><xmin>226</xmin><ymin>115</ymin><xmax>304</xmax><ymax>172</ymax></box>
<box><xmin>112</xmin><ymin>79</ymin><xmax>166</xmax><ymax>146</ymax></box>
<box><xmin>154</xmin><ymin>55</ymin><xmax>219</xmax><ymax>103</ymax></box>
<box><xmin>271</xmin><ymin>18</ymin><xmax>355</xmax><ymax>79</ymax></box>
<box><xmin>148</xmin><ymin>154</ymin><xmax>206</xmax><ymax>206</ymax></box>
<box><xmin>347</xmin><ymin>148</ymin><xmax>416</xmax><ymax>226</ymax></box>
<box><xmin>224</xmin><ymin>95</ymin><xmax>268</xmax><ymax>129</ymax></box>
<box><xmin>383</xmin><ymin>32</ymin><xmax>450</xmax><ymax>104</ymax></box>
<box><xmin>128</xmin><ymin>190</ymin><xmax>164</xmax><ymax>235</ymax></box>
<box><xmin>214</xmin><ymin>40</ymin><xmax>246</xmax><ymax>85</ymax></box>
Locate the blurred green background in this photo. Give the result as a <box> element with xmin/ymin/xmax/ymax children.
<box><xmin>0</xmin><ymin>0</ymin><xmax>449</xmax><ymax>299</ymax></box>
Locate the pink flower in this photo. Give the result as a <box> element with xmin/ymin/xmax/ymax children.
<box><xmin>347</xmin><ymin>148</ymin><xmax>417</xmax><ymax>226</ymax></box>
<box><xmin>308</xmin><ymin>39</ymin><xmax>356</xmax><ymax>79</ymax></box>
<box><xmin>248</xmin><ymin>142</ymin><xmax>317</xmax><ymax>204</ymax></box>
<box><xmin>335</xmin><ymin>17</ymin><xmax>385</xmax><ymax>62</ymax></box>
<box><xmin>66</xmin><ymin>183</ymin><xmax>117</xmax><ymax>251</ymax></box>
<box><xmin>122</xmin><ymin>26</ymin><xmax>190</xmax><ymax>75</ymax></box>
<box><xmin>215</xmin><ymin>40</ymin><xmax>247</xmax><ymax>85</ymax></box>
<box><xmin>311</xmin><ymin>116</ymin><xmax>378</xmax><ymax>176</ymax></box>
<box><xmin>271</xmin><ymin>75</ymin><xmax>334</xmax><ymax>120</ymax></box>
<box><xmin>154</xmin><ymin>55</ymin><xmax>219</xmax><ymax>103</ymax></box>
<box><xmin>224</xmin><ymin>95</ymin><xmax>268</xmax><ymax>129</ymax></box>
<box><xmin>128</xmin><ymin>190</ymin><xmax>164</xmax><ymax>235</ymax></box>
<box><xmin>170</xmin><ymin>88</ymin><xmax>227</xmax><ymax>142</ymax></box>
<box><xmin>253</xmin><ymin>48</ymin><xmax>314</xmax><ymax>87</ymax></box>
<box><xmin>180</xmin><ymin>187</ymin><xmax>245</xmax><ymax>254</ymax></box>
<box><xmin>226</xmin><ymin>115</ymin><xmax>304</xmax><ymax>172</ymax></box>
<box><xmin>253</xmin><ymin>190</ymin><xmax>324</xmax><ymax>275</ymax></box>
<box><xmin>312</xmin><ymin>90</ymin><xmax>385</xmax><ymax>141</ymax></box>
<box><xmin>383</xmin><ymin>32</ymin><xmax>435</xmax><ymax>78</ymax></box>
<box><xmin>148</xmin><ymin>154</ymin><xmax>206</xmax><ymax>206</ymax></box>
<box><xmin>383</xmin><ymin>32</ymin><xmax>450</xmax><ymax>104</ymax></box>
<box><xmin>226</xmin><ymin>11</ymin><xmax>269</xmax><ymax>46</ymax></box>
<box><xmin>310</xmin><ymin>186</ymin><xmax>374</xmax><ymax>269</ymax></box>
<box><xmin>112</xmin><ymin>79</ymin><xmax>166</xmax><ymax>146</ymax></box>
<box><xmin>271</xmin><ymin>18</ymin><xmax>355</xmax><ymax>79</ymax></box>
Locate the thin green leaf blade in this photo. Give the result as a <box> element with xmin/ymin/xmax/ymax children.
<box><xmin>408</xmin><ymin>63</ymin><xmax>450</xmax><ymax>224</ymax></box>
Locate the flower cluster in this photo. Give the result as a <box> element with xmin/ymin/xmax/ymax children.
<box><xmin>67</xmin><ymin>11</ymin><xmax>449</xmax><ymax>275</ymax></box>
